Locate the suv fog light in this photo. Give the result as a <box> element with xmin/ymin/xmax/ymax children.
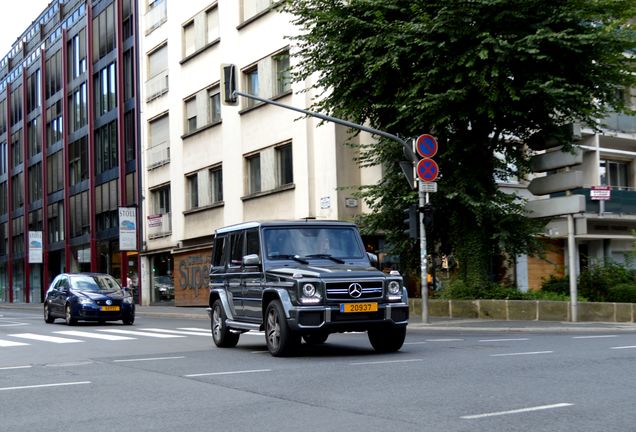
<box><xmin>302</xmin><ymin>283</ymin><xmax>316</xmax><ymax>297</ymax></box>
<box><xmin>388</xmin><ymin>281</ymin><xmax>401</xmax><ymax>295</ymax></box>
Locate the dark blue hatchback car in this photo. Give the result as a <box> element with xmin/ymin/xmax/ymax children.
<box><xmin>44</xmin><ymin>273</ymin><xmax>135</xmax><ymax>325</ymax></box>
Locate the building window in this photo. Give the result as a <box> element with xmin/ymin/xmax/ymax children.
<box><xmin>95</xmin><ymin>121</ymin><xmax>118</xmax><ymax>175</ymax></box>
<box><xmin>0</xmin><ymin>142</ymin><xmax>6</xmax><ymax>175</ymax></box>
<box><xmin>67</xmin><ymin>29</ymin><xmax>87</xmax><ymax>82</ymax></box>
<box><xmin>95</xmin><ymin>63</ymin><xmax>117</xmax><ymax>117</ymax></box>
<box><xmin>152</xmin><ymin>185</ymin><xmax>171</xmax><ymax>214</ymax></box>
<box><xmin>208</xmin><ymin>86</ymin><xmax>221</xmax><ymax>124</ymax></box>
<box><xmin>0</xmin><ymin>182</ymin><xmax>7</xmax><ymax>215</ymax></box>
<box><xmin>28</xmin><ymin>163</ymin><xmax>42</xmax><ymax>203</ymax></box>
<box><xmin>46</xmin><ymin>150</ymin><xmax>64</xmax><ymax>194</ymax></box>
<box><xmin>124</xmin><ymin>48</ymin><xmax>135</xmax><ymax>101</ymax></box>
<box><xmin>276</xmin><ymin>143</ymin><xmax>293</xmax><ymax>186</ymax></box>
<box><xmin>0</xmin><ymin>99</ymin><xmax>6</xmax><ymax>134</ymax></box>
<box><xmin>69</xmin><ymin>83</ymin><xmax>87</xmax><ymax>133</ymax></box>
<box><xmin>27</xmin><ymin>119</ymin><xmax>41</xmax><ymax>158</ymax></box>
<box><xmin>247</xmin><ymin>154</ymin><xmax>261</xmax><ymax>194</ymax></box>
<box><xmin>274</xmin><ymin>50</ymin><xmax>291</xmax><ymax>96</ymax></box>
<box><xmin>95</xmin><ymin>179</ymin><xmax>118</xmax><ymax>231</ymax></box>
<box><xmin>69</xmin><ymin>137</ymin><xmax>88</xmax><ymax>186</ymax></box>
<box><xmin>146</xmin><ymin>43</ymin><xmax>168</xmax><ymax>101</ymax></box>
<box><xmin>241</xmin><ymin>0</ymin><xmax>272</xmax><ymax>22</ymax></box>
<box><xmin>185</xmin><ymin>97</ymin><xmax>197</xmax><ymax>133</ymax></box>
<box><xmin>45</xmin><ymin>50</ymin><xmax>62</xmax><ymax>99</ymax></box>
<box><xmin>47</xmin><ymin>201</ymin><xmax>64</xmax><ymax>243</ymax></box>
<box><xmin>187</xmin><ymin>173</ymin><xmax>199</xmax><ymax>210</ymax></box>
<box><xmin>148</xmin><ymin>113</ymin><xmax>170</xmax><ymax>168</ymax></box>
<box><xmin>600</xmin><ymin>159</ymin><xmax>629</xmax><ymax>190</ymax></box>
<box><xmin>209</xmin><ymin>166</ymin><xmax>223</xmax><ymax>204</ymax></box>
<box><xmin>10</xmin><ymin>86</ymin><xmax>22</xmax><ymax>126</ymax></box>
<box><xmin>46</xmin><ymin>101</ymin><xmax>63</xmax><ymax>146</ymax></box>
<box><xmin>12</xmin><ymin>173</ymin><xmax>24</xmax><ymax>208</ymax></box>
<box><xmin>93</xmin><ymin>3</ymin><xmax>116</xmax><ymax>62</ymax></box>
<box><xmin>245</xmin><ymin>66</ymin><xmax>259</xmax><ymax>108</ymax></box>
<box><xmin>11</xmin><ymin>131</ymin><xmax>22</xmax><ymax>168</ymax></box>
<box><xmin>27</xmin><ymin>69</ymin><xmax>41</xmax><ymax>113</ymax></box>
<box><xmin>182</xmin><ymin>6</ymin><xmax>219</xmax><ymax>59</ymax></box>
<box><xmin>69</xmin><ymin>190</ymin><xmax>89</xmax><ymax>237</ymax></box>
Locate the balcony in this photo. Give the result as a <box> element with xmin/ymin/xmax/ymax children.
<box><xmin>146</xmin><ymin>141</ymin><xmax>170</xmax><ymax>170</ymax></box>
<box><xmin>145</xmin><ymin>0</ymin><xmax>167</xmax><ymax>35</ymax></box>
<box><xmin>580</xmin><ymin>187</ymin><xmax>636</xmax><ymax>215</ymax></box>
<box><xmin>145</xmin><ymin>70</ymin><xmax>169</xmax><ymax>102</ymax></box>
<box><xmin>147</xmin><ymin>212</ymin><xmax>172</xmax><ymax>239</ymax></box>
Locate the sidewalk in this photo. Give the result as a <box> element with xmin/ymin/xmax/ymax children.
<box><xmin>2</xmin><ymin>302</ymin><xmax>636</xmax><ymax>333</ymax></box>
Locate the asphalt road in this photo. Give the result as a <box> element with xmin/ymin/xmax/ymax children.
<box><xmin>1</xmin><ymin>308</ymin><xmax>636</xmax><ymax>432</ymax></box>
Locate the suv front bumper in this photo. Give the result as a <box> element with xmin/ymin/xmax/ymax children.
<box><xmin>287</xmin><ymin>302</ymin><xmax>409</xmax><ymax>332</ymax></box>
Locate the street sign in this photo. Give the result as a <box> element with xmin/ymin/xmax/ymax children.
<box><xmin>416</xmin><ymin>134</ymin><xmax>438</xmax><ymax>158</ymax></box>
<box><xmin>416</xmin><ymin>158</ymin><xmax>439</xmax><ymax>182</ymax></box>
<box><xmin>420</xmin><ymin>181</ymin><xmax>438</xmax><ymax>193</ymax></box>
<box><xmin>590</xmin><ymin>186</ymin><xmax>611</xmax><ymax>201</ymax></box>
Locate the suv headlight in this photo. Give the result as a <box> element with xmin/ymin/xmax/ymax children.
<box><xmin>299</xmin><ymin>282</ymin><xmax>321</xmax><ymax>304</ymax></box>
<box><xmin>387</xmin><ymin>280</ymin><xmax>402</xmax><ymax>301</ymax></box>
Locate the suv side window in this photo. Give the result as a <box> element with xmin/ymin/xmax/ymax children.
<box><xmin>212</xmin><ymin>235</ymin><xmax>227</xmax><ymax>268</ymax></box>
<box><xmin>245</xmin><ymin>229</ymin><xmax>260</xmax><ymax>257</ymax></box>
<box><xmin>229</xmin><ymin>231</ymin><xmax>245</xmax><ymax>268</ymax></box>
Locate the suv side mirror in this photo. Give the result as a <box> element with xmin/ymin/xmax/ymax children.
<box><xmin>243</xmin><ymin>254</ymin><xmax>261</xmax><ymax>267</ymax></box>
<box><xmin>367</xmin><ymin>252</ymin><xmax>378</xmax><ymax>268</ymax></box>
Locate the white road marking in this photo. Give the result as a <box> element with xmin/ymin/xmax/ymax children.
<box><xmin>250</xmin><ymin>350</ymin><xmax>269</xmax><ymax>354</ymax></box>
<box><xmin>572</xmin><ymin>335</ymin><xmax>618</xmax><ymax>339</ymax></box>
<box><xmin>490</xmin><ymin>351</ymin><xmax>553</xmax><ymax>357</ymax></box>
<box><xmin>425</xmin><ymin>338</ymin><xmax>464</xmax><ymax>342</ymax></box>
<box><xmin>185</xmin><ymin>369</ymin><xmax>272</xmax><ymax>377</ymax></box>
<box><xmin>350</xmin><ymin>359</ymin><xmax>424</xmax><ymax>366</ymax></box>
<box><xmin>97</xmin><ymin>329</ymin><xmax>185</xmax><ymax>338</ymax></box>
<box><xmin>0</xmin><ymin>365</ymin><xmax>32</xmax><ymax>370</ymax></box>
<box><xmin>113</xmin><ymin>356</ymin><xmax>185</xmax><ymax>363</ymax></box>
<box><xmin>461</xmin><ymin>403</ymin><xmax>574</xmax><ymax>419</ymax></box>
<box><xmin>0</xmin><ymin>339</ymin><xmax>29</xmax><ymax>347</ymax></box>
<box><xmin>54</xmin><ymin>331</ymin><xmax>135</xmax><ymax>341</ymax></box>
<box><xmin>140</xmin><ymin>328</ymin><xmax>212</xmax><ymax>336</ymax></box>
<box><xmin>403</xmin><ymin>341</ymin><xmax>427</xmax><ymax>345</ymax></box>
<box><xmin>9</xmin><ymin>333</ymin><xmax>82</xmax><ymax>344</ymax></box>
<box><xmin>611</xmin><ymin>345</ymin><xmax>636</xmax><ymax>350</ymax></box>
<box><xmin>45</xmin><ymin>361</ymin><xmax>94</xmax><ymax>367</ymax></box>
<box><xmin>0</xmin><ymin>321</ymin><xmax>29</xmax><ymax>327</ymax></box>
<box><xmin>178</xmin><ymin>328</ymin><xmax>210</xmax><ymax>332</ymax></box>
<box><xmin>0</xmin><ymin>381</ymin><xmax>91</xmax><ymax>391</ymax></box>
<box><xmin>479</xmin><ymin>338</ymin><xmax>529</xmax><ymax>342</ymax></box>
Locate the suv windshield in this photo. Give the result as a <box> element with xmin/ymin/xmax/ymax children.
<box><xmin>263</xmin><ymin>227</ymin><xmax>365</xmax><ymax>260</ymax></box>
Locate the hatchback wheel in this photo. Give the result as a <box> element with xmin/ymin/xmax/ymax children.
<box><xmin>44</xmin><ymin>303</ymin><xmax>55</xmax><ymax>324</ymax></box>
<box><xmin>265</xmin><ymin>300</ymin><xmax>299</xmax><ymax>357</ymax></box>
<box><xmin>65</xmin><ymin>304</ymin><xmax>77</xmax><ymax>326</ymax></box>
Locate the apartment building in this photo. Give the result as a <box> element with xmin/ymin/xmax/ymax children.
<box><xmin>0</xmin><ymin>0</ymin><xmax>141</xmax><ymax>303</ymax></box>
<box><xmin>139</xmin><ymin>0</ymin><xmax>381</xmax><ymax>305</ymax></box>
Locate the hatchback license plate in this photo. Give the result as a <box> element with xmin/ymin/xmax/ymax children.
<box><xmin>340</xmin><ymin>302</ymin><xmax>378</xmax><ymax>313</ymax></box>
<box><xmin>100</xmin><ymin>306</ymin><xmax>120</xmax><ymax>312</ymax></box>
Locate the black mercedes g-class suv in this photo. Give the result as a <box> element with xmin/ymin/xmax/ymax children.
<box><xmin>207</xmin><ymin>220</ymin><xmax>409</xmax><ymax>356</ymax></box>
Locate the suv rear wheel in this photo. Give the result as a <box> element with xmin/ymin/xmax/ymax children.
<box><xmin>211</xmin><ymin>299</ymin><xmax>240</xmax><ymax>348</ymax></box>
<box><xmin>368</xmin><ymin>326</ymin><xmax>406</xmax><ymax>353</ymax></box>
<box><xmin>265</xmin><ymin>300</ymin><xmax>299</xmax><ymax>357</ymax></box>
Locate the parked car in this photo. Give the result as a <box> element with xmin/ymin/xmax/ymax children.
<box><xmin>43</xmin><ymin>273</ymin><xmax>135</xmax><ymax>325</ymax></box>
<box><xmin>208</xmin><ymin>220</ymin><xmax>409</xmax><ymax>357</ymax></box>
<box><xmin>154</xmin><ymin>275</ymin><xmax>174</xmax><ymax>300</ymax></box>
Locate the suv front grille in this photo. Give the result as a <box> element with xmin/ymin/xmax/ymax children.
<box><xmin>325</xmin><ymin>280</ymin><xmax>383</xmax><ymax>300</ymax></box>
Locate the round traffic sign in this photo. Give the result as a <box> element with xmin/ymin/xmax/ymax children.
<box><xmin>416</xmin><ymin>134</ymin><xmax>438</xmax><ymax>158</ymax></box>
<box><xmin>416</xmin><ymin>158</ymin><xmax>439</xmax><ymax>182</ymax></box>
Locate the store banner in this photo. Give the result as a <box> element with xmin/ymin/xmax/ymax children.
<box><xmin>119</xmin><ymin>207</ymin><xmax>138</xmax><ymax>251</ymax></box>
<box><xmin>29</xmin><ymin>231</ymin><xmax>43</xmax><ymax>264</ymax></box>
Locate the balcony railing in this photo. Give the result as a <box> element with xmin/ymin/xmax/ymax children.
<box><xmin>145</xmin><ymin>0</ymin><xmax>167</xmax><ymax>35</ymax></box>
<box><xmin>599</xmin><ymin>112</ymin><xmax>636</xmax><ymax>134</ymax></box>
<box><xmin>560</xmin><ymin>188</ymin><xmax>636</xmax><ymax>215</ymax></box>
<box><xmin>147</xmin><ymin>212</ymin><xmax>172</xmax><ymax>239</ymax></box>
<box><xmin>146</xmin><ymin>140</ymin><xmax>170</xmax><ymax>169</ymax></box>
<box><xmin>145</xmin><ymin>70</ymin><xmax>169</xmax><ymax>102</ymax></box>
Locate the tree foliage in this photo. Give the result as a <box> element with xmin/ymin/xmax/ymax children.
<box><xmin>284</xmin><ymin>0</ymin><xmax>636</xmax><ymax>288</ymax></box>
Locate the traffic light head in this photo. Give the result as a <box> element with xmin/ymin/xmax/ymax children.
<box><xmin>402</xmin><ymin>204</ymin><xmax>419</xmax><ymax>240</ymax></box>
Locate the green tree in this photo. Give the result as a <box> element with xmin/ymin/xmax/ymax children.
<box><xmin>284</xmin><ymin>0</ymin><xmax>636</xmax><ymax>289</ymax></box>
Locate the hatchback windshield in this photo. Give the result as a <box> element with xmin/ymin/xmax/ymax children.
<box><xmin>70</xmin><ymin>275</ymin><xmax>121</xmax><ymax>293</ymax></box>
<box><xmin>263</xmin><ymin>227</ymin><xmax>365</xmax><ymax>259</ymax></box>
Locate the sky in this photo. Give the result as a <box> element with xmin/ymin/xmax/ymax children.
<box><xmin>0</xmin><ymin>0</ymin><xmax>52</xmax><ymax>59</ymax></box>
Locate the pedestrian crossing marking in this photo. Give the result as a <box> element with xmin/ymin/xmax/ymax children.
<box><xmin>10</xmin><ymin>333</ymin><xmax>82</xmax><ymax>344</ymax></box>
<box><xmin>178</xmin><ymin>328</ymin><xmax>210</xmax><ymax>332</ymax></box>
<box><xmin>97</xmin><ymin>329</ymin><xmax>185</xmax><ymax>338</ymax></box>
<box><xmin>0</xmin><ymin>339</ymin><xmax>29</xmax><ymax>347</ymax></box>
<box><xmin>54</xmin><ymin>331</ymin><xmax>135</xmax><ymax>341</ymax></box>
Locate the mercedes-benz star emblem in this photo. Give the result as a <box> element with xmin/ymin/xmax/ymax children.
<box><xmin>348</xmin><ymin>283</ymin><xmax>363</xmax><ymax>299</ymax></box>
<box><xmin>106</xmin><ymin>300</ymin><xmax>112</xmax><ymax>306</ymax></box>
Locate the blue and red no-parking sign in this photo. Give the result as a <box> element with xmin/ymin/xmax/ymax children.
<box><xmin>416</xmin><ymin>134</ymin><xmax>438</xmax><ymax>159</ymax></box>
<box><xmin>416</xmin><ymin>158</ymin><xmax>439</xmax><ymax>182</ymax></box>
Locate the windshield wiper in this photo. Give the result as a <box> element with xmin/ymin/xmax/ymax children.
<box><xmin>304</xmin><ymin>254</ymin><xmax>345</xmax><ymax>264</ymax></box>
<box><xmin>270</xmin><ymin>254</ymin><xmax>308</xmax><ymax>264</ymax></box>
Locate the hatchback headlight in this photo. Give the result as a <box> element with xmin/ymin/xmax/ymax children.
<box><xmin>78</xmin><ymin>297</ymin><xmax>95</xmax><ymax>305</ymax></box>
<box><xmin>123</xmin><ymin>295</ymin><xmax>134</xmax><ymax>304</ymax></box>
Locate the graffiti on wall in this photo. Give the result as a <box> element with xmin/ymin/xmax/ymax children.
<box><xmin>177</xmin><ymin>254</ymin><xmax>210</xmax><ymax>298</ymax></box>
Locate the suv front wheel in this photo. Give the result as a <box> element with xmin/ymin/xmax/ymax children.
<box><xmin>368</xmin><ymin>326</ymin><xmax>407</xmax><ymax>353</ymax></box>
<box><xmin>265</xmin><ymin>300</ymin><xmax>300</xmax><ymax>357</ymax></box>
<box><xmin>211</xmin><ymin>299</ymin><xmax>240</xmax><ymax>348</ymax></box>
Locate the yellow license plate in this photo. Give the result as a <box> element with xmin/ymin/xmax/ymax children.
<box><xmin>100</xmin><ymin>306</ymin><xmax>120</xmax><ymax>312</ymax></box>
<box><xmin>340</xmin><ymin>302</ymin><xmax>378</xmax><ymax>313</ymax></box>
